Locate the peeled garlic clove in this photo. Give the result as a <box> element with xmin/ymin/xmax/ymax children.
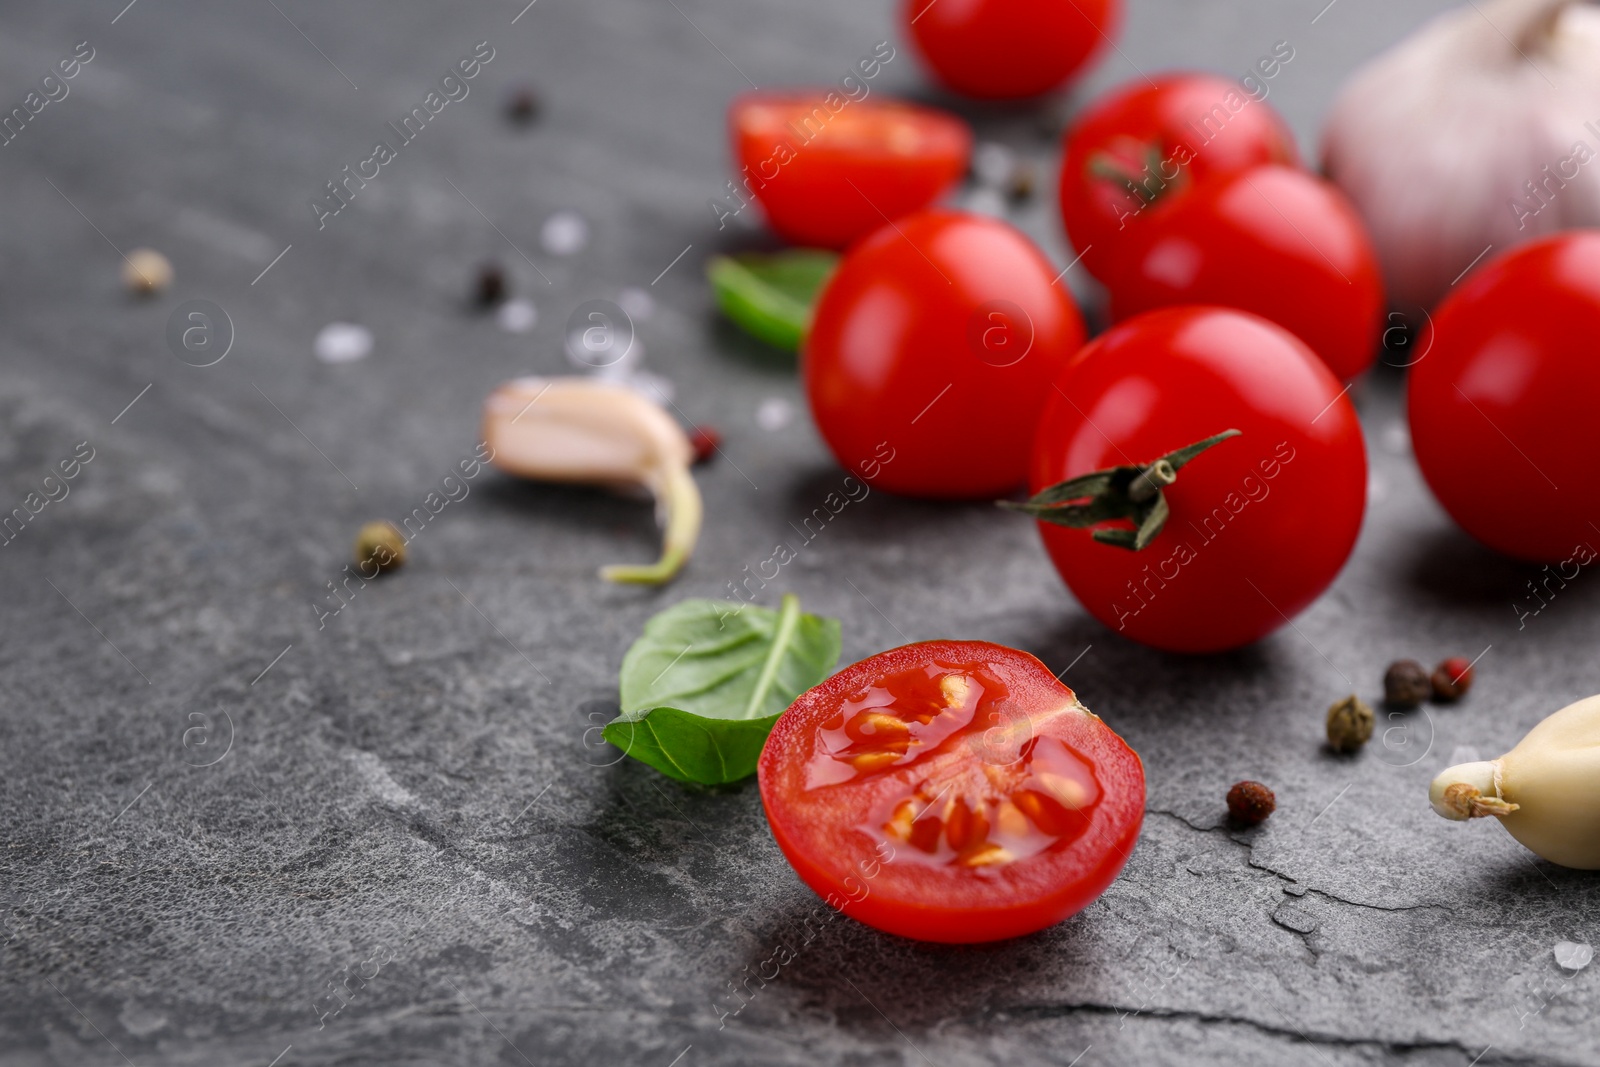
<box><xmin>1321</xmin><ymin>0</ymin><xmax>1600</xmax><ymax>310</ymax></box>
<box><xmin>481</xmin><ymin>376</ymin><xmax>702</xmax><ymax>585</ymax></box>
<box><xmin>1428</xmin><ymin>694</ymin><xmax>1600</xmax><ymax>869</ymax></box>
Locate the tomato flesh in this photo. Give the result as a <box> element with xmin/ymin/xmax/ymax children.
<box><xmin>759</xmin><ymin>641</ymin><xmax>1144</xmax><ymax>943</ymax></box>
<box><xmin>730</xmin><ymin>92</ymin><xmax>970</xmax><ymax>249</ymax></box>
<box><xmin>1409</xmin><ymin>231</ymin><xmax>1600</xmax><ymax>562</ymax></box>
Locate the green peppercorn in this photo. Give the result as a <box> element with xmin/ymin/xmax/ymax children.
<box><xmin>1383</xmin><ymin>660</ymin><xmax>1431</xmax><ymax>709</ymax></box>
<box><xmin>354</xmin><ymin>521</ymin><xmax>406</xmax><ymax>575</ymax></box>
<box><xmin>1326</xmin><ymin>694</ymin><xmax>1374</xmax><ymax>753</ymax></box>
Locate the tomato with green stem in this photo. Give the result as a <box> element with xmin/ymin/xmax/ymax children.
<box><xmin>804</xmin><ymin>210</ymin><xmax>1086</xmax><ymax>498</ymax></box>
<box><xmin>1016</xmin><ymin>306</ymin><xmax>1367</xmax><ymax>654</ymax></box>
<box><xmin>1059</xmin><ymin>72</ymin><xmax>1300</xmax><ymax>280</ymax></box>
<box><xmin>1409</xmin><ymin>231</ymin><xmax>1600</xmax><ymax>563</ymax></box>
<box><xmin>728</xmin><ymin>92</ymin><xmax>970</xmax><ymax>249</ymax></box>
<box><xmin>759</xmin><ymin>640</ymin><xmax>1144</xmax><ymax>943</ymax></box>
<box><xmin>1100</xmin><ymin>164</ymin><xmax>1384</xmax><ymax>381</ymax></box>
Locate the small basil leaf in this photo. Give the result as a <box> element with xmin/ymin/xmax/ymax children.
<box><xmin>602</xmin><ymin>709</ymin><xmax>779</xmax><ymax>786</ymax></box>
<box><xmin>605</xmin><ymin>593</ymin><xmax>841</xmax><ymax>784</ymax></box>
<box><xmin>708</xmin><ymin>251</ymin><xmax>839</xmax><ymax>352</ymax></box>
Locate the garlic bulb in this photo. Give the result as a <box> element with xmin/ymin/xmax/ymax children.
<box><xmin>1321</xmin><ymin>0</ymin><xmax>1600</xmax><ymax>310</ymax></box>
<box><xmin>1429</xmin><ymin>694</ymin><xmax>1600</xmax><ymax>869</ymax></box>
<box><xmin>481</xmin><ymin>377</ymin><xmax>702</xmax><ymax>584</ymax></box>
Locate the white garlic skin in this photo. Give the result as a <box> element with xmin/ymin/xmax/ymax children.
<box><xmin>1429</xmin><ymin>694</ymin><xmax>1600</xmax><ymax>869</ymax></box>
<box><xmin>481</xmin><ymin>376</ymin><xmax>702</xmax><ymax>584</ymax></box>
<box><xmin>1321</xmin><ymin>0</ymin><xmax>1600</xmax><ymax>310</ymax></box>
<box><xmin>482</xmin><ymin>376</ymin><xmax>691</xmax><ymax>490</ymax></box>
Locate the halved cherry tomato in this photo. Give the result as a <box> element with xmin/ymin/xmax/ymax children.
<box><xmin>1409</xmin><ymin>232</ymin><xmax>1600</xmax><ymax>563</ymax></box>
<box><xmin>1029</xmin><ymin>307</ymin><xmax>1367</xmax><ymax>653</ymax></box>
<box><xmin>728</xmin><ymin>92</ymin><xmax>971</xmax><ymax>249</ymax></box>
<box><xmin>1101</xmin><ymin>165</ymin><xmax>1383</xmax><ymax>381</ymax></box>
<box><xmin>804</xmin><ymin>210</ymin><xmax>1086</xmax><ymax>498</ymax></box>
<box><xmin>903</xmin><ymin>0</ymin><xmax>1119</xmax><ymax>100</ymax></box>
<box><xmin>759</xmin><ymin>640</ymin><xmax>1144</xmax><ymax>943</ymax></box>
<box><xmin>1059</xmin><ymin>73</ymin><xmax>1300</xmax><ymax>281</ymax></box>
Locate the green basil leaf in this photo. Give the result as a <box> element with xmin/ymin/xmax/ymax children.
<box><xmin>707</xmin><ymin>251</ymin><xmax>838</xmax><ymax>352</ymax></box>
<box><xmin>603</xmin><ymin>593</ymin><xmax>841</xmax><ymax>784</ymax></box>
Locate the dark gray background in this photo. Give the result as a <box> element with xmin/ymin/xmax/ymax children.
<box><xmin>2</xmin><ymin>1</ymin><xmax>1596</xmax><ymax>1065</ymax></box>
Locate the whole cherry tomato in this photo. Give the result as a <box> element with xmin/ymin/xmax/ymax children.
<box><xmin>1025</xmin><ymin>307</ymin><xmax>1367</xmax><ymax>654</ymax></box>
<box><xmin>902</xmin><ymin>0</ymin><xmax>1119</xmax><ymax>100</ymax></box>
<box><xmin>1102</xmin><ymin>164</ymin><xmax>1384</xmax><ymax>381</ymax></box>
<box><xmin>727</xmin><ymin>92</ymin><xmax>971</xmax><ymax>249</ymax></box>
<box><xmin>1058</xmin><ymin>72</ymin><xmax>1300</xmax><ymax>281</ymax></box>
<box><xmin>759</xmin><ymin>640</ymin><xmax>1144</xmax><ymax>943</ymax></box>
<box><xmin>804</xmin><ymin>210</ymin><xmax>1087</xmax><ymax>498</ymax></box>
<box><xmin>1409</xmin><ymin>232</ymin><xmax>1600</xmax><ymax>563</ymax></box>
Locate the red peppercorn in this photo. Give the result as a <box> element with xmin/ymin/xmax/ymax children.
<box><xmin>1226</xmin><ymin>780</ymin><xmax>1276</xmax><ymax>825</ymax></box>
<box><xmin>689</xmin><ymin>425</ymin><xmax>722</xmax><ymax>465</ymax></box>
<box><xmin>1431</xmin><ymin>657</ymin><xmax>1474</xmax><ymax>702</ymax></box>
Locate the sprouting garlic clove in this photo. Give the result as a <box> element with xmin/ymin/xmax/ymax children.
<box><xmin>481</xmin><ymin>376</ymin><xmax>702</xmax><ymax>585</ymax></box>
<box><xmin>1428</xmin><ymin>693</ymin><xmax>1600</xmax><ymax>869</ymax></box>
<box><xmin>1321</xmin><ymin>0</ymin><xmax>1600</xmax><ymax>309</ymax></box>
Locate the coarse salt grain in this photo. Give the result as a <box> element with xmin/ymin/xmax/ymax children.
<box><xmin>541</xmin><ymin>211</ymin><xmax>589</xmax><ymax>256</ymax></box>
<box><xmin>314</xmin><ymin>322</ymin><xmax>373</xmax><ymax>364</ymax></box>
<box><xmin>497</xmin><ymin>298</ymin><xmax>537</xmax><ymax>334</ymax></box>
<box><xmin>756</xmin><ymin>397</ymin><xmax>792</xmax><ymax>431</ymax></box>
<box><xmin>1555</xmin><ymin>941</ymin><xmax>1594</xmax><ymax>971</ymax></box>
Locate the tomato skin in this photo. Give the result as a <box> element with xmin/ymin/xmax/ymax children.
<box><xmin>1031</xmin><ymin>307</ymin><xmax>1367</xmax><ymax>654</ymax></box>
<box><xmin>1408</xmin><ymin>232</ymin><xmax>1600</xmax><ymax>563</ymax></box>
<box><xmin>1058</xmin><ymin>73</ymin><xmax>1300</xmax><ymax>281</ymax></box>
<box><xmin>903</xmin><ymin>0</ymin><xmax>1119</xmax><ymax>100</ymax></box>
<box><xmin>804</xmin><ymin>210</ymin><xmax>1086</xmax><ymax>498</ymax></box>
<box><xmin>729</xmin><ymin>92</ymin><xmax>971</xmax><ymax>249</ymax></box>
<box><xmin>758</xmin><ymin>640</ymin><xmax>1144</xmax><ymax>944</ymax></box>
<box><xmin>1103</xmin><ymin>164</ymin><xmax>1384</xmax><ymax>381</ymax></box>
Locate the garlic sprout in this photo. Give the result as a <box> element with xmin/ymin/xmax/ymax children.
<box><xmin>1321</xmin><ymin>0</ymin><xmax>1600</xmax><ymax>309</ymax></box>
<box><xmin>482</xmin><ymin>376</ymin><xmax>703</xmax><ymax>584</ymax></box>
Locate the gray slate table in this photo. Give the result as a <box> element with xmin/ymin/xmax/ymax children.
<box><xmin>2</xmin><ymin>1</ymin><xmax>1596</xmax><ymax>1064</ymax></box>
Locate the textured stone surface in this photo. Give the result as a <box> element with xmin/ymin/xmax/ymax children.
<box><xmin>2</xmin><ymin>1</ymin><xmax>1597</xmax><ymax>1065</ymax></box>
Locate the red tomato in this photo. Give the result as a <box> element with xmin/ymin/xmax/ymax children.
<box><xmin>728</xmin><ymin>92</ymin><xmax>971</xmax><ymax>249</ymax></box>
<box><xmin>758</xmin><ymin>640</ymin><xmax>1144</xmax><ymax>943</ymax></box>
<box><xmin>1029</xmin><ymin>307</ymin><xmax>1367</xmax><ymax>653</ymax></box>
<box><xmin>1102</xmin><ymin>164</ymin><xmax>1384</xmax><ymax>381</ymax></box>
<box><xmin>804</xmin><ymin>210</ymin><xmax>1086</xmax><ymax>498</ymax></box>
<box><xmin>903</xmin><ymin>0</ymin><xmax>1119</xmax><ymax>100</ymax></box>
<box><xmin>1058</xmin><ymin>73</ymin><xmax>1300</xmax><ymax>280</ymax></box>
<box><xmin>1409</xmin><ymin>232</ymin><xmax>1600</xmax><ymax>563</ymax></box>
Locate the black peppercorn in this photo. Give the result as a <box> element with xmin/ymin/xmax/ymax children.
<box><xmin>1383</xmin><ymin>659</ymin><xmax>1431</xmax><ymax>709</ymax></box>
<box><xmin>474</xmin><ymin>262</ymin><xmax>508</xmax><ymax>307</ymax></box>
<box><xmin>1006</xmin><ymin>163</ymin><xmax>1037</xmax><ymax>204</ymax></box>
<box><xmin>506</xmin><ymin>86</ymin><xmax>541</xmax><ymax>125</ymax></box>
